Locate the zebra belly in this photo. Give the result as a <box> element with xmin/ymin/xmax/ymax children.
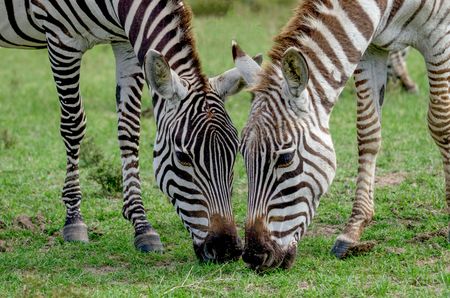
<box><xmin>372</xmin><ymin>0</ymin><xmax>450</xmax><ymax>53</ymax></box>
<box><xmin>0</xmin><ymin>0</ymin><xmax>46</xmax><ymax>49</ymax></box>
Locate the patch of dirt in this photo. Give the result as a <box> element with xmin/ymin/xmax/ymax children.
<box><xmin>41</xmin><ymin>231</ymin><xmax>61</xmax><ymax>252</ymax></box>
<box><xmin>416</xmin><ymin>257</ymin><xmax>438</xmax><ymax>267</ymax></box>
<box><xmin>385</xmin><ymin>247</ymin><xmax>406</xmax><ymax>255</ymax></box>
<box><xmin>343</xmin><ymin>241</ymin><xmax>377</xmax><ymax>258</ymax></box>
<box><xmin>0</xmin><ymin>240</ymin><xmax>12</xmax><ymax>253</ymax></box>
<box><xmin>375</xmin><ymin>172</ymin><xmax>407</xmax><ymax>187</ymax></box>
<box><xmin>14</xmin><ymin>215</ymin><xmax>34</xmax><ymax>230</ymax></box>
<box><xmin>408</xmin><ymin>228</ymin><xmax>447</xmax><ymax>243</ymax></box>
<box><xmin>297</xmin><ymin>281</ymin><xmax>310</xmax><ymax>290</ymax></box>
<box><xmin>0</xmin><ymin>240</ymin><xmax>7</xmax><ymax>252</ymax></box>
<box><xmin>89</xmin><ymin>226</ymin><xmax>104</xmax><ymax>241</ymax></box>
<box><xmin>13</xmin><ymin>213</ymin><xmax>48</xmax><ymax>232</ymax></box>
<box><xmin>306</xmin><ymin>224</ymin><xmax>340</xmax><ymax>237</ymax></box>
<box><xmin>84</xmin><ymin>266</ymin><xmax>117</xmax><ymax>275</ymax></box>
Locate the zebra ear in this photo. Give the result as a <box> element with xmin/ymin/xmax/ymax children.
<box><xmin>281</xmin><ymin>47</ymin><xmax>309</xmax><ymax>98</ymax></box>
<box><xmin>144</xmin><ymin>49</ymin><xmax>188</xmax><ymax>100</ymax></box>
<box><xmin>209</xmin><ymin>53</ymin><xmax>263</xmax><ymax>98</ymax></box>
<box><xmin>232</xmin><ymin>41</ymin><xmax>262</xmax><ymax>87</ymax></box>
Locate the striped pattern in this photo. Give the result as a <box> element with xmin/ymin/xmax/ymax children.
<box><xmin>387</xmin><ymin>48</ymin><xmax>418</xmax><ymax>92</ymax></box>
<box><xmin>1</xmin><ymin>0</ymin><xmax>242</xmax><ymax>260</ymax></box>
<box><xmin>152</xmin><ymin>89</ymin><xmax>239</xmax><ymax>243</ymax></box>
<box><xmin>237</xmin><ymin>0</ymin><xmax>450</xmax><ymax>269</ymax></box>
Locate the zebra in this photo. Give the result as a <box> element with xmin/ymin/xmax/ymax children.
<box><xmin>233</xmin><ymin>0</ymin><xmax>450</xmax><ymax>270</ymax></box>
<box><xmin>387</xmin><ymin>48</ymin><xmax>418</xmax><ymax>93</ymax></box>
<box><xmin>0</xmin><ymin>0</ymin><xmax>250</xmax><ymax>262</ymax></box>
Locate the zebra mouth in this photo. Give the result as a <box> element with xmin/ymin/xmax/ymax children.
<box><xmin>243</xmin><ymin>239</ymin><xmax>298</xmax><ymax>271</ymax></box>
<box><xmin>192</xmin><ymin>216</ymin><xmax>243</xmax><ymax>263</ymax></box>
<box><xmin>193</xmin><ymin>238</ymin><xmax>243</xmax><ymax>263</ymax></box>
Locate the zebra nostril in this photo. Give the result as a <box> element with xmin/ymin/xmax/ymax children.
<box><xmin>203</xmin><ymin>244</ymin><xmax>215</xmax><ymax>261</ymax></box>
<box><xmin>260</xmin><ymin>253</ymin><xmax>268</xmax><ymax>266</ymax></box>
<box><xmin>243</xmin><ymin>250</ymin><xmax>268</xmax><ymax>268</ymax></box>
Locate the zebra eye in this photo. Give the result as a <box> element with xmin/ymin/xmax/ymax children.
<box><xmin>276</xmin><ymin>152</ymin><xmax>295</xmax><ymax>168</ymax></box>
<box><xmin>176</xmin><ymin>151</ymin><xmax>192</xmax><ymax>167</ymax></box>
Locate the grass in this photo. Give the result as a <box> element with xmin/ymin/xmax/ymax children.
<box><xmin>0</xmin><ymin>3</ymin><xmax>449</xmax><ymax>297</ymax></box>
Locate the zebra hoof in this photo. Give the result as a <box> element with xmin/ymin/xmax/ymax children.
<box><xmin>63</xmin><ymin>223</ymin><xmax>89</xmax><ymax>243</ymax></box>
<box><xmin>406</xmin><ymin>85</ymin><xmax>418</xmax><ymax>94</ymax></box>
<box><xmin>331</xmin><ymin>239</ymin><xmax>353</xmax><ymax>259</ymax></box>
<box><xmin>134</xmin><ymin>229</ymin><xmax>164</xmax><ymax>253</ymax></box>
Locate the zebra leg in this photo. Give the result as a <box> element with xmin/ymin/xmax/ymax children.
<box><xmin>390</xmin><ymin>49</ymin><xmax>418</xmax><ymax>93</ymax></box>
<box><xmin>426</xmin><ymin>58</ymin><xmax>450</xmax><ymax>243</ymax></box>
<box><xmin>332</xmin><ymin>48</ymin><xmax>389</xmax><ymax>258</ymax></box>
<box><xmin>46</xmin><ymin>45</ymin><xmax>89</xmax><ymax>242</ymax></box>
<box><xmin>112</xmin><ymin>43</ymin><xmax>163</xmax><ymax>253</ymax></box>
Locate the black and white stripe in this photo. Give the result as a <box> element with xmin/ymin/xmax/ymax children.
<box><xmin>235</xmin><ymin>0</ymin><xmax>450</xmax><ymax>270</ymax></box>
<box><xmin>1</xmin><ymin>0</ymin><xmax>244</xmax><ymax>261</ymax></box>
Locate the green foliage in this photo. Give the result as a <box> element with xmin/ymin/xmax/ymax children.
<box><xmin>188</xmin><ymin>0</ymin><xmax>232</xmax><ymax>16</ymax></box>
<box><xmin>79</xmin><ymin>136</ymin><xmax>104</xmax><ymax>168</ymax></box>
<box><xmin>0</xmin><ymin>129</ymin><xmax>16</xmax><ymax>150</ymax></box>
<box><xmin>80</xmin><ymin>136</ymin><xmax>122</xmax><ymax>195</ymax></box>
<box><xmin>239</xmin><ymin>0</ymin><xmax>298</xmax><ymax>12</ymax></box>
<box><xmin>88</xmin><ymin>159</ymin><xmax>123</xmax><ymax>196</ymax></box>
<box><xmin>0</xmin><ymin>4</ymin><xmax>449</xmax><ymax>297</ymax></box>
<box><xmin>188</xmin><ymin>0</ymin><xmax>297</xmax><ymax>16</ymax></box>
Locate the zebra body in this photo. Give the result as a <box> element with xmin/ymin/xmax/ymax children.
<box><xmin>1</xmin><ymin>0</ymin><xmax>246</xmax><ymax>261</ymax></box>
<box><xmin>235</xmin><ymin>0</ymin><xmax>450</xmax><ymax>270</ymax></box>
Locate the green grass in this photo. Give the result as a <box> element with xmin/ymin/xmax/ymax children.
<box><xmin>0</xmin><ymin>4</ymin><xmax>449</xmax><ymax>297</ymax></box>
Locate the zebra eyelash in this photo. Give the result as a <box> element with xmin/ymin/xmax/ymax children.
<box><xmin>175</xmin><ymin>151</ymin><xmax>192</xmax><ymax>167</ymax></box>
<box><xmin>275</xmin><ymin>151</ymin><xmax>295</xmax><ymax>168</ymax></box>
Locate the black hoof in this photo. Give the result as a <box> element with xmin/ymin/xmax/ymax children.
<box><xmin>331</xmin><ymin>239</ymin><xmax>353</xmax><ymax>259</ymax></box>
<box><xmin>63</xmin><ymin>223</ymin><xmax>89</xmax><ymax>243</ymax></box>
<box><xmin>134</xmin><ymin>229</ymin><xmax>164</xmax><ymax>253</ymax></box>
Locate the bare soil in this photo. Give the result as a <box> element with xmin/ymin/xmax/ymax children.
<box><xmin>385</xmin><ymin>247</ymin><xmax>406</xmax><ymax>255</ymax></box>
<box><xmin>306</xmin><ymin>224</ymin><xmax>340</xmax><ymax>237</ymax></box>
<box><xmin>343</xmin><ymin>241</ymin><xmax>378</xmax><ymax>258</ymax></box>
<box><xmin>84</xmin><ymin>266</ymin><xmax>117</xmax><ymax>275</ymax></box>
<box><xmin>408</xmin><ymin>228</ymin><xmax>447</xmax><ymax>243</ymax></box>
<box><xmin>375</xmin><ymin>172</ymin><xmax>408</xmax><ymax>187</ymax></box>
<box><xmin>13</xmin><ymin>214</ymin><xmax>47</xmax><ymax>232</ymax></box>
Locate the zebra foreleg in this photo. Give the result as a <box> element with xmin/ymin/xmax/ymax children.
<box><xmin>425</xmin><ymin>57</ymin><xmax>450</xmax><ymax>243</ymax></box>
<box><xmin>112</xmin><ymin>43</ymin><xmax>163</xmax><ymax>253</ymax></box>
<box><xmin>332</xmin><ymin>48</ymin><xmax>388</xmax><ymax>258</ymax></box>
<box><xmin>390</xmin><ymin>50</ymin><xmax>418</xmax><ymax>93</ymax></box>
<box><xmin>47</xmin><ymin>45</ymin><xmax>89</xmax><ymax>243</ymax></box>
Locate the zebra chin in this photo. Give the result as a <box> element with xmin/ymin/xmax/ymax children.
<box><xmin>192</xmin><ymin>214</ymin><xmax>243</xmax><ymax>263</ymax></box>
<box><xmin>242</xmin><ymin>218</ymin><xmax>298</xmax><ymax>271</ymax></box>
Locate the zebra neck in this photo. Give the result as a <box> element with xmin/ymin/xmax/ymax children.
<box><xmin>115</xmin><ymin>0</ymin><xmax>207</xmax><ymax>87</ymax></box>
<box><xmin>259</xmin><ymin>0</ymin><xmax>386</xmax><ymax>113</ymax></box>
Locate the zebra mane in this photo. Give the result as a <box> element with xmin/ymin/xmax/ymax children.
<box><xmin>253</xmin><ymin>0</ymin><xmax>327</xmax><ymax>93</ymax></box>
<box><xmin>174</xmin><ymin>0</ymin><xmax>208</xmax><ymax>88</ymax></box>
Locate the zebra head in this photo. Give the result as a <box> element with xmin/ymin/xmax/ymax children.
<box><xmin>143</xmin><ymin>48</ymin><xmax>255</xmax><ymax>263</ymax></box>
<box><xmin>234</xmin><ymin>43</ymin><xmax>336</xmax><ymax>270</ymax></box>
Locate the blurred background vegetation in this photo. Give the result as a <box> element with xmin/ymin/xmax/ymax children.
<box><xmin>188</xmin><ymin>0</ymin><xmax>297</xmax><ymax>16</ymax></box>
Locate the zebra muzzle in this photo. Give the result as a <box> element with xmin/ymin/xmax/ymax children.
<box><xmin>193</xmin><ymin>214</ymin><xmax>243</xmax><ymax>263</ymax></box>
<box><xmin>243</xmin><ymin>219</ymin><xmax>298</xmax><ymax>270</ymax></box>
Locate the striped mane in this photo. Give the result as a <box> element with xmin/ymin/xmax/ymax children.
<box><xmin>254</xmin><ymin>0</ymin><xmax>372</xmax><ymax>105</ymax></box>
<box><xmin>171</xmin><ymin>0</ymin><xmax>208</xmax><ymax>88</ymax></box>
<box><xmin>253</xmin><ymin>0</ymin><xmax>327</xmax><ymax>93</ymax></box>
